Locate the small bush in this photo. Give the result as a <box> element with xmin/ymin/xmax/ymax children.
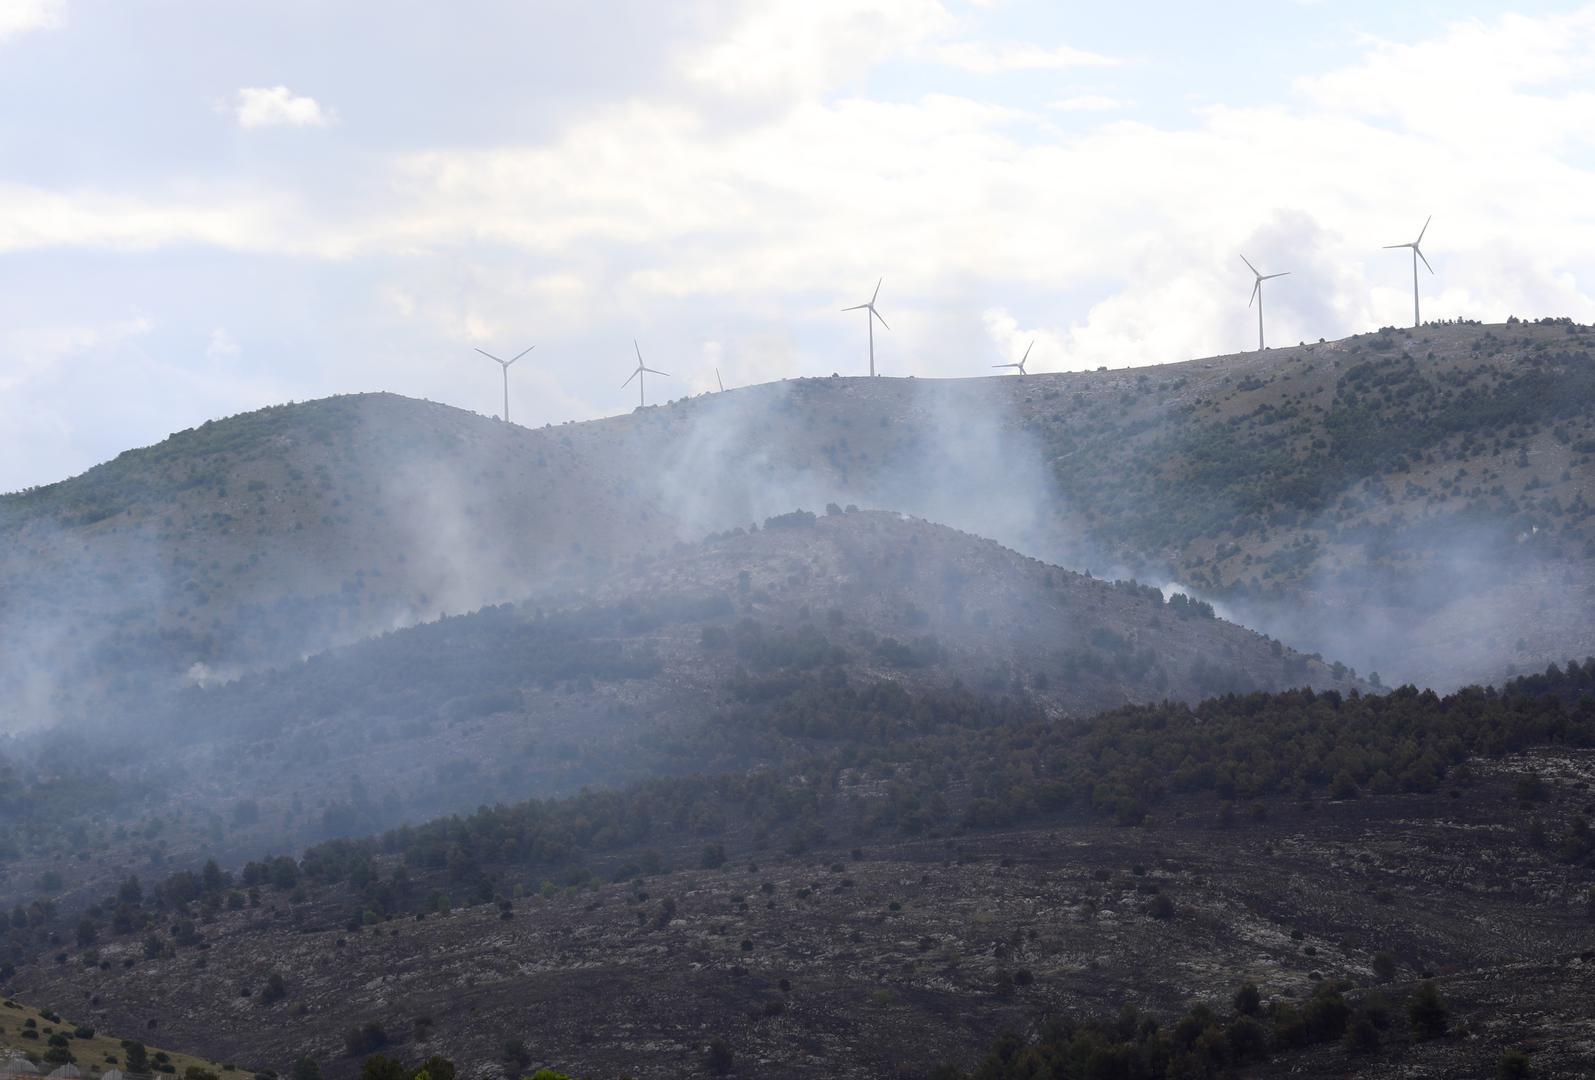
<box><xmin>1498</xmin><ymin>1051</ymin><xmax>1532</xmax><ymax>1079</ymax></box>
<box><xmin>705</xmin><ymin>1039</ymin><xmax>733</xmax><ymax>1075</ymax></box>
<box><xmin>1408</xmin><ymin>982</ymin><xmax>1449</xmax><ymax>1039</ymax></box>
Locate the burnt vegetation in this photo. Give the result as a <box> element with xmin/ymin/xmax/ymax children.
<box><xmin>3</xmin><ymin>663</ymin><xmax>1591</xmax><ymax>1077</ymax></box>
<box><xmin>2</xmin><ymin>323</ymin><xmax>1595</xmax><ymax>1078</ymax></box>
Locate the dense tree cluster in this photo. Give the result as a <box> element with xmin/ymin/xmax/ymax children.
<box><xmin>940</xmin><ymin>979</ymin><xmax>1451</xmax><ymax>1079</ymax></box>
<box><xmin>8</xmin><ymin>658</ymin><xmax>1591</xmax><ymax>968</ymax></box>
<box><xmin>244</xmin><ymin>659</ymin><xmax>1595</xmax><ymax>924</ymax></box>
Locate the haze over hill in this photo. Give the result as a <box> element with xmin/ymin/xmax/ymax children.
<box><xmin>0</xmin><ymin>509</ymin><xmax>1360</xmax><ymax>916</ymax></box>
<box><xmin>4</xmin><ymin>319</ymin><xmax>1590</xmax><ymax>735</ymax></box>
<box><xmin>12</xmin><ymin>7</ymin><xmax>1595</xmax><ymax>1079</ymax></box>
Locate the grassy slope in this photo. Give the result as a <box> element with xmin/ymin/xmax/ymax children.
<box><xmin>0</xmin><ymin>997</ymin><xmax>252</xmax><ymax>1079</ymax></box>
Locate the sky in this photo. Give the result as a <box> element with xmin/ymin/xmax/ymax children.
<box><xmin>5</xmin><ymin>0</ymin><xmax>1595</xmax><ymax>492</ymax></box>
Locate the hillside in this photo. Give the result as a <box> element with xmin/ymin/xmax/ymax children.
<box><xmin>0</xmin><ymin>999</ymin><xmax>251</xmax><ymax>1080</ymax></box>
<box><xmin>5</xmin><ymin>665</ymin><xmax>1593</xmax><ymax>1079</ymax></box>
<box><xmin>0</xmin><ymin>511</ymin><xmax>1358</xmax><ymax>913</ymax></box>
<box><xmin>2</xmin><ymin>320</ymin><xmax>1590</xmax><ymax>727</ymax></box>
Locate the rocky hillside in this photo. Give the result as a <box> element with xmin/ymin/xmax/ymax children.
<box><xmin>6</xmin><ymin>668</ymin><xmax>1593</xmax><ymax>1080</ymax></box>
<box><xmin>3</xmin><ymin>319</ymin><xmax>1590</xmax><ymax>728</ymax></box>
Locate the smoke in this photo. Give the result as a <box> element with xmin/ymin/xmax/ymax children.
<box><xmin>645</xmin><ymin>382</ymin><xmax>849</xmax><ymax>536</ymax></box>
<box><xmin>4</xmin><ymin>355</ymin><xmax>1584</xmax><ymax>745</ymax></box>
<box><xmin>0</xmin><ymin>510</ymin><xmax>178</xmax><ymax>733</ymax></box>
<box><xmin>1208</xmin><ymin>505</ymin><xmax>1594</xmax><ymax>690</ymax></box>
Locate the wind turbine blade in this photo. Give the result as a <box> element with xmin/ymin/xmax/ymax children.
<box><xmin>633</xmin><ymin>339</ymin><xmax>644</xmax><ymax>364</ymax></box>
<box><xmin>872</xmin><ymin>308</ymin><xmax>889</xmax><ymax>331</ymax></box>
<box><xmin>1263</xmin><ymin>272</ymin><xmax>1290</xmax><ymax>280</ymax></box>
<box><xmin>1021</xmin><ymin>340</ymin><xmax>1034</xmax><ymax>365</ymax></box>
<box><xmin>716</xmin><ymin>368</ymin><xmax>724</xmax><ymax>392</ymax></box>
<box><xmin>991</xmin><ymin>363</ymin><xmax>1012</xmax><ymax>369</ymax></box>
<box><xmin>621</xmin><ymin>369</ymin><xmax>639</xmax><ymax>388</ymax></box>
<box><xmin>1417</xmin><ymin>248</ymin><xmax>1434</xmax><ymax>273</ymax></box>
<box><xmin>1382</xmin><ymin>243</ymin><xmax>1410</xmax><ymax>250</ymax></box>
<box><xmin>474</xmin><ymin>348</ymin><xmax>505</xmax><ymax>364</ymax></box>
<box><xmin>1248</xmin><ymin>281</ymin><xmax>1260</xmax><ymax>307</ymax></box>
<box><xmin>841</xmin><ymin>304</ymin><xmax>868</xmax><ymax>311</ymax></box>
<box><xmin>1240</xmin><ymin>254</ymin><xmax>1259</xmax><ymax>276</ymax></box>
<box><xmin>1416</xmin><ymin>215</ymin><xmax>1431</xmax><ymax>244</ymax></box>
<box><xmin>871</xmin><ymin>277</ymin><xmax>882</xmax><ymax>305</ymax></box>
<box><xmin>509</xmin><ymin>345</ymin><xmax>536</xmax><ymax>364</ymax></box>
<box><xmin>643</xmin><ymin>367</ymin><xmax>670</xmax><ymax>377</ymax></box>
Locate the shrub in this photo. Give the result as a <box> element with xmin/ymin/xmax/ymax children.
<box><xmin>1498</xmin><ymin>1051</ymin><xmax>1532</xmax><ymax>1079</ymax></box>
<box><xmin>356</xmin><ymin>1056</ymin><xmax>404</xmax><ymax>1080</ymax></box>
<box><xmin>705</xmin><ymin>1040</ymin><xmax>734</xmax><ymax>1076</ymax></box>
<box><xmin>343</xmin><ymin>1023</ymin><xmax>388</xmax><ymax>1057</ymax></box>
<box><xmin>412</xmin><ymin>1058</ymin><xmax>455</xmax><ymax>1080</ymax></box>
<box><xmin>1408</xmin><ymin>982</ymin><xmax>1449</xmax><ymax>1039</ymax></box>
<box><xmin>260</xmin><ymin>972</ymin><xmax>287</xmax><ymax>1005</ymax></box>
<box><xmin>1344</xmin><ymin>1013</ymin><xmax>1380</xmax><ymax>1053</ymax></box>
<box><xmin>1226</xmin><ymin>1016</ymin><xmax>1267</xmax><ymax>1058</ymax></box>
<box><xmin>1303</xmin><ymin>985</ymin><xmax>1349</xmax><ymax>1042</ymax></box>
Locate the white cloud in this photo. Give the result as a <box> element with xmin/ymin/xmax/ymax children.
<box><xmin>1048</xmin><ymin>95</ymin><xmax>1130</xmax><ymax>112</ymax></box>
<box><xmin>205</xmin><ymin>328</ymin><xmax>240</xmax><ymax>363</ymax></box>
<box><xmin>0</xmin><ymin>0</ymin><xmax>63</xmax><ymax>44</ymax></box>
<box><xmin>684</xmin><ymin>0</ymin><xmax>956</xmax><ymax>100</ymax></box>
<box><xmin>1296</xmin><ymin>11</ymin><xmax>1595</xmax><ymax>150</ymax></box>
<box><xmin>0</xmin><ymin>181</ymin><xmax>333</xmax><ymax>254</ymax></box>
<box><xmin>933</xmin><ymin>40</ymin><xmax>1120</xmax><ymax>74</ymax></box>
<box><xmin>232</xmin><ymin>85</ymin><xmax>333</xmax><ymax>129</ymax></box>
<box><xmin>981</xmin><ymin>309</ymin><xmax>1071</xmax><ymax>374</ymax></box>
<box><xmin>13</xmin><ymin>3</ymin><xmax>1595</xmax><ymax>491</ymax></box>
<box><xmin>0</xmin><ymin>316</ymin><xmax>151</xmax><ymax>394</ymax></box>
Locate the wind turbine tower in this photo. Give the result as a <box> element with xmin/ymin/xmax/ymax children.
<box><xmin>992</xmin><ymin>340</ymin><xmax>1033</xmax><ymax>376</ymax></box>
<box><xmin>1240</xmin><ymin>256</ymin><xmax>1289</xmax><ymax>352</ymax></box>
<box><xmin>623</xmin><ymin>340</ymin><xmax>670</xmax><ymax>407</ymax></box>
<box><xmin>1383</xmin><ymin>216</ymin><xmax>1434</xmax><ymax>328</ymax></box>
<box><xmin>842</xmin><ymin>278</ymin><xmax>890</xmax><ymax>376</ymax></box>
<box><xmin>473</xmin><ymin>344</ymin><xmax>533</xmax><ymax>423</ymax></box>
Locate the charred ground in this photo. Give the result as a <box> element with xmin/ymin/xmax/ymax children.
<box><xmin>4</xmin><ymin>665</ymin><xmax>1594</xmax><ymax>1078</ymax></box>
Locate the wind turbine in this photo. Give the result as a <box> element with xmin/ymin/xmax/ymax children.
<box><xmin>622</xmin><ymin>340</ymin><xmax>669</xmax><ymax>407</ymax></box>
<box><xmin>841</xmin><ymin>277</ymin><xmax>889</xmax><ymax>376</ymax></box>
<box><xmin>473</xmin><ymin>344</ymin><xmax>533</xmax><ymax>423</ymax></box>
<box><xmin>1383</xmin><ymin>216</ymin><xmax>1433</xmax><ymax>328</ymax></box>
<box><xmin>992</xmin><ymin>340</ymin><xmax>1033</xmax><ymax>376</ymax></box>
<box><xmin>716</xmin><ymin>368</ymin><xmax>725</xmax><ymax>392</ymax></box>
<box><xmin>1240</xmin><ymin>256</ymin><xmax>1289</xmax><ymax>352</ymax></box>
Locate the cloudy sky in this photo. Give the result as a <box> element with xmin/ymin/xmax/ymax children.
<box><xmin>4</xmin><ymin>0</ymin><xmax>1595</xmax><ymax>492</ymax></box>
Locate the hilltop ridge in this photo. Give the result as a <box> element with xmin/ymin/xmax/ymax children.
<box><xmin>2</xmin><ymin>319</ymin><xmax>1590</xmax><ymax>727</ymax></box>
